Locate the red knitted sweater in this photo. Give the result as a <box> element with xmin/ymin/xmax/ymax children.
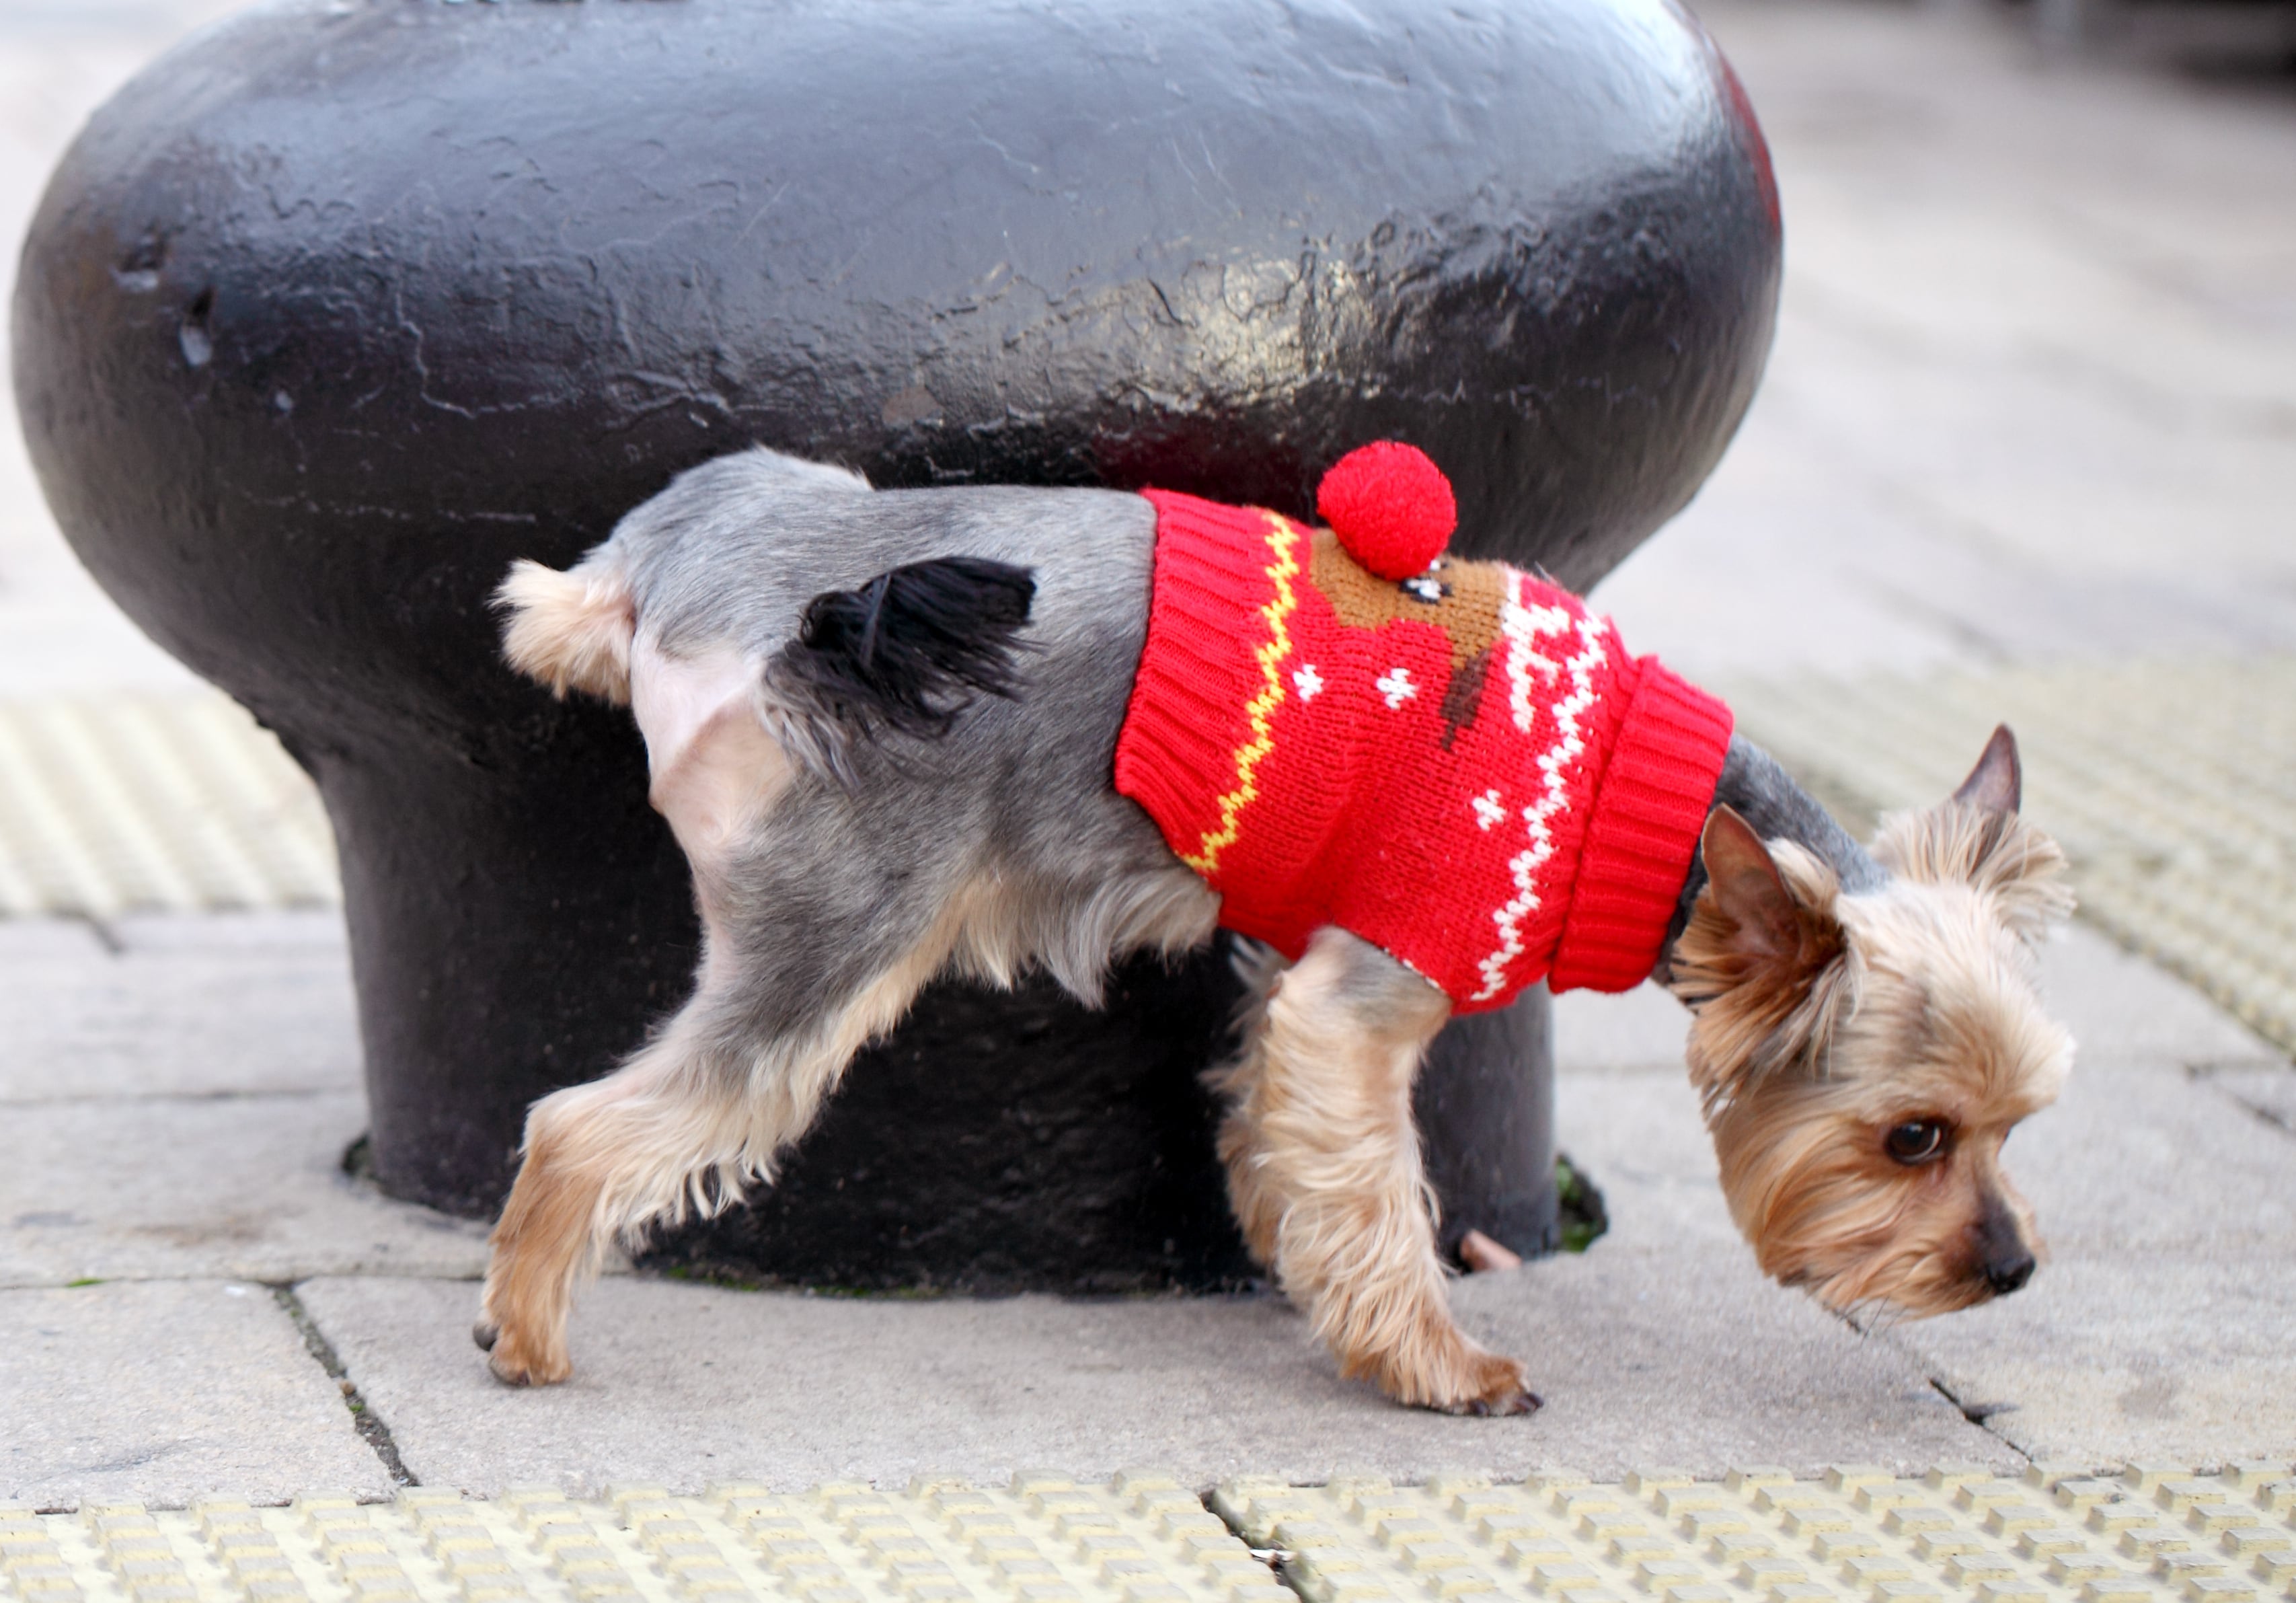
<box><xmin>1113</xmin><ymin>483</ymin><xmax>1733</xmax><ymax>1011</ymax></box>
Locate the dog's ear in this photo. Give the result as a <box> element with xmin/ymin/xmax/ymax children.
<box><xmin>1953</xmin><ymin>724</ymin><xmax>2022</xmax><ymax>814</ymax></box>
<box><xmin>1873</xmin><ymin>729</ymin><xmax>2073</xmax><ymax>942</ymax></box>
<box><xmin>1701</xmin><ymin>807</ymin><xmax>1820</xmax><ymax>964</ymax></box>
<box><xmin>1669</xmin><ymin>807</ymin><xmax>1853</xmax><ymax>1107</ymax></box>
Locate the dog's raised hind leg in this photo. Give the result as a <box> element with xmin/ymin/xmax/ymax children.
<box><xmin>476</xmin><ymin>878</ymin><xmax>983</xmax><ymax>1386</ymax></box>
<box><xmin>1246</xmin><ymin>926</ymin><xmax>1540</xmax><ymax>1415</ymax></box>
<box><xmin>473</xmin><ymin>998</ymin><xmax>750</xmax><ymax>1387</ymax></box>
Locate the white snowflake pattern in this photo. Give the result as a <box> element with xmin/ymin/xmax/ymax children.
<box><xmin>1375</xmin><ymin>666</ymin><xmax>1417</xmax><ymax>709</ymax></box>
<box><xmin>1471</xmin><ymin>788</ymin><xmax>1506</xmax><ymax>831</ymax></box>
<box><xmin>1292</xmin><ymin>663</ymin><xmax>1324</xmax><ymax>702</ymax></box>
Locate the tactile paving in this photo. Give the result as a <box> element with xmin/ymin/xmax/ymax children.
<box><xmin>7</xmin><ymin>1467</ymin><xmax>2293</xmax><ymax>1603</ymax></box>
<box><xmin>1723</xmin><ymin>656</ymin><xmax>2296</xmax><ymax>1057</ymax></box>
<box><xmin>0</xmin><ymin>1472</ymin><xmax>1295</xmax><ymax>1603</ymax></box>
<box><xmin>1212</xmin><ymin>1461</ymin><xmax>2296</xmax><ymax>1603</ymax></box>
<box><xmin>3</xmin><ymin>657</ymin><xmax>2292</xmax><ymax>1061</ymax></box>
<box><xmin>0</xmin><ymin>694</ymin><xmax>336</xmax><ymax>918</ymax></box>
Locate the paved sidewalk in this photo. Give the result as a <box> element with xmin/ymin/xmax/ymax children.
<box><xmin>2</xmin><ymin>0</ymin><xmax>2294</xmax><ymax>1544</ymax></box>
<box><xmin>2</xmin><ymin>906</ymin><xmax>2289</xmax><ymax>1508</ymax></box>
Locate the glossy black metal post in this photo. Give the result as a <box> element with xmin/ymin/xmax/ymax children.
<box><xmin>13</xmin><ymin>0</ymin><xmax>1779</xmax><ymax>1283</ymax></box>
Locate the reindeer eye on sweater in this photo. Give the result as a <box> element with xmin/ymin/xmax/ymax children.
<box><xmin>1400</xmin><ymin>575</ymin><xmax>1448</xmax><ymax>604</ymax></box>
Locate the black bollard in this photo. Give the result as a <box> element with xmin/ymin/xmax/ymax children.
<box><xmin>13</xmin><ymin>0</ymin><xmax>1778</xmax><ymax>1285</ymax></box>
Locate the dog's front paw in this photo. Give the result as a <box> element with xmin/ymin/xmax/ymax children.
<box><xmin>482</xmin><ymin>1322</ymin><xmax>572</xmax><ymax>1388</ymax></box>
<box><xmin>475</xmin><ymin>1296</ymin><xmax>571</xmax><ymax>1386</ymax></box>
<box><xmin>1432</xmin><ymin>1351</ymin><xmax>1542</xmax><ymax>1417</ymax></box>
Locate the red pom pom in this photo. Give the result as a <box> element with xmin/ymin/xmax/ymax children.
<box><xmin>1315</xmin><ymin>442</ymin><xmax>1457</xmax><ymax>580</ymax></box>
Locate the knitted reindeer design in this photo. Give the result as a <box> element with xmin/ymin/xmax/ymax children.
<box><xmin>1116</xmin><ymin>443</ymin><xmax>1734</xmax><ymax>1012</ymax></box>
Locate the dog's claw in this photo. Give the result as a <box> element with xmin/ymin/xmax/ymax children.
<box><xmin>1426</xmin><ymin>1349</ymin><xmax>1541</xmax><ymax>1416</ymax></box>
<box><xmin>471</xmin><ymin>1319</ymin><xmax>499</xmax><ymax>1352</ymax></box>
<box><xmin>1442</xmin><ymin>1386</ymin><xmax>1539</xmax><ymax>1417</ymax></box>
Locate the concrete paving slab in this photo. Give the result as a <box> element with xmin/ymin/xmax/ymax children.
<box><xmin>1550</xmin><ymin>981</ymin><xmax>1691</xmax><ymax>1077</ymax></box>
<box><xmin>1996</xmin><ymin>1058</ymin><xmax>2296</xmax><ymax>1259</ymax></box>
<box><xmin>0</xmin><ymin>1093</ymin><xmax>486</xmax><ymax>1290</ymax></box>
<box><xmin>106</xmin><ymin>909</ymin><xmax>349</xmax><ymax>954</ymax></box>
<box><xmin>0</xmin><ymin>696</ymin><xmax>342</xmax><ymax>918</ymax></box>
<box><xmin>302</xmin><ymin>1251</ymin><xmax>2010</xmax><ymax>1497</ymax></box>
<box><xmin>1892</xmin><ymin>1253</ymin><xmax>2296</xmax><ymax>1467</ymax></box>
<box><xmin>1587</xmin><ymin>0</ymin><xmax>2296</xmax><ymax>690</ymax></box>
<box><xmin>2207</xmin><ymin>1066</ymin><xmax>2296</xmax><ymax>1135</ymax></box>
<box><xmin>1589</xmin><ymin>404</ymin><xmax>1972</xmax><ymax>679</ymax></box>
<box><xmin>0</xmin><ymin>912</ymin><xmax>359</xmax><ymax>1101</ymax></box>
<box><xmin>0</xmin><ymin>1278</ymin><xmax>390</xmax><ymax>1508</ymax></box>
<box><xmin>2032</xmin><ymin>924</ymin><xmax>2286</xmax><ymax>1071</ymax></box>
<box><xmin>1554</xmin><ymin>1065</ymin><xmax>1740</xmax><ymax>1255</ymax></box>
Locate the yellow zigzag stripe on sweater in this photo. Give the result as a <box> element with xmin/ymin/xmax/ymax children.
<box><xmin>1182</xmin><ymin>511</ymin><xmax>1301</xmax><ymax>875</ymax></box>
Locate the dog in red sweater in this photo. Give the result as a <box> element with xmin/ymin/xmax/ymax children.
<box><xmin>479</xmin><ymin>443</ymin><xmax>2075</xmax><ymax>1416</ymax></box>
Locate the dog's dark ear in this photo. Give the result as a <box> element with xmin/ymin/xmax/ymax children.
<box><xmin>1953</xmin><ymin>724</ymin><xmax>2021</xmax><ymax>815</ymax></box>
<box><xmin>1669</xmin><ymin>807</ymin><xmax>1852</xmax><ymax>1107</ymax></box>
<box><xmin>759</xmin><ymin>556</ymin><xmax>1035</xmax><ymax>782</ymax></box>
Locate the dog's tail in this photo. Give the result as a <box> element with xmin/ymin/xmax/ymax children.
<box><xmin>495</xmin><ymin>556</ymin><xmax>635</xmax><ymax>704</ymax></box>
<box><xmin>759</xmin><ymin>556</ymin><xmax>1036</xmax><ymax>783</ymax></box>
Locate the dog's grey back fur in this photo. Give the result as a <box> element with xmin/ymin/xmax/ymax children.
<box><xmin>590</xmin><ymin>447</ymin><xmax>1213</xmax><ymax>1035</ymax></box>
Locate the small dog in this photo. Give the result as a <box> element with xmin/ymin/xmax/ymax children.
<box><xmin>474</xmin><ymin>444</ymin><xmax>2075</xmax><ymax>1415</ymax></box>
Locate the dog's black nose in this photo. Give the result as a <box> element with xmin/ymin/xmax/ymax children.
<box><xmin>1985</xmin><ymin>1251</ymin><xmax>2035</xmax><ymax>1296</ymax></box>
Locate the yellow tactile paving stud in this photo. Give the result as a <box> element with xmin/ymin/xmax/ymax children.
<box><xmin>1210</xmin><ymin>1461</ymin><xmax>2296</xmax><ymax>1603</ymax></box>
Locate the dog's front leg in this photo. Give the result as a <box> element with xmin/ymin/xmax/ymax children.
<box><xmin>1205</xmin><ymin>938</ymin><xmax>1292</xmax><ymax>1269</ymax></box>
<box><xmin>1244</xmin><ymin>926</ymin><xmax>1540</xmax><ymax>1415</ymax></box>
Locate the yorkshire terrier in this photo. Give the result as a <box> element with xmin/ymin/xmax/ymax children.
<box><xmin>473</xmin><ymin>443</ymin><xmax>2075</xmax><ymax>1415</ymax></box>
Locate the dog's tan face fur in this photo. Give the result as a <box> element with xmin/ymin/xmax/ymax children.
<box><xmin>1669</xmin><ymin>737</ymin><xmax>2075</xmax><ymax>1319</ymax></box>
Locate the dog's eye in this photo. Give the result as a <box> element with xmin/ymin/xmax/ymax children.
<box><xmin>1884</xmin><ymin>1119</ymin><xmax>1949</xmax><ymax>1165</ymax></box>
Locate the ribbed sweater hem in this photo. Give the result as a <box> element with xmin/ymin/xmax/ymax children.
<box><xmin>1111</xmin><ymin>491</ymin><xmax>1289</xmax><ymax>867</ymax></box>
<box><xmin>1548</xmin><ymin>661</ymin><xmax>1734</xmax><ymax>993</ymax></box>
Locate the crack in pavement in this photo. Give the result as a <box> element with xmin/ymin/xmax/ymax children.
<box><xmin>269</xmin><ymin>1281</ymin><xmax>418</xmax><ymax>1487</ymax></box>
